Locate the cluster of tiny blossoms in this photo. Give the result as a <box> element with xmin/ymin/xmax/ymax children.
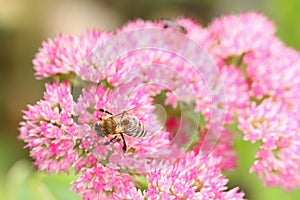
<box><xmin>19</xmin><ymin>12</ymin><xmax>300</xmax><ymax>199</ymax></box>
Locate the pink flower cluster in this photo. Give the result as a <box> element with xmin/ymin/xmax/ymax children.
<box><xmin>145</xmin><ymin>152</ymin><xmax>244</xmax><ymax>200</ymax></box>
<box><xmin>208</xmin><ymin>13</ymin><xmax>300</xmax><ymax>190</ymax></box>
<box><xmin>19</xmin><ymin>12</ymin><xmax>300</xmax><ymax>199</ymax></box>
<box><xmin>72</xmin><ymin>152</ymin><xmax>244</xmax><ymax>200</ymax></box>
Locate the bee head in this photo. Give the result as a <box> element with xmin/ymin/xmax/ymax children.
<box><xmin>94</xmin><ymin>123</ymin><xmax>105</xmax><ymax>137</ymax></box>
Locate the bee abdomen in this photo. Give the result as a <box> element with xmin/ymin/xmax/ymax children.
<box><xmin>121</xmin><ymin>117</ymin><xmax>146</xmax><ymax>138</ymax></box>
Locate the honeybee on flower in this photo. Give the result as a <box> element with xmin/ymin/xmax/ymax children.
<box><xmin>94</xmin><ymin>107</ymin><xmax>147</xmax><ymax>152</ymax></box>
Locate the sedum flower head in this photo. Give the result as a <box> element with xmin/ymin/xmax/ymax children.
<box><xmin>208</xmin><ymin>12</ymin><xmax>276</xmax><ymax>58</ymax></box>
<box><xmin>238</xmin><ymin>99</ymin><xmax>300</xmax><ymax>190</ymax></box>
<box><xmin>19</xmin><ymin>81</ymin><xmax>78</xmax><ymax>172</ymax></box>
<box><xmin>33</xmin><ymin>35</ymin><xmax>81</xmax><ymax>79</ymax></box>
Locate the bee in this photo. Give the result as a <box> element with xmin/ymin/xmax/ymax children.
<box><xmin>94</xmin><ymin>108</ymin><xmax>146</xmax><ymax>152</ymax></box>
<box><xmin>161</xmin><ymin>19</ymin><xmax>187</xmax><ymax>34</ymax></box>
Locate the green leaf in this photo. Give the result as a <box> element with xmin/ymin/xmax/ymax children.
<box><xmin>6</xmin><ymin>160</ymin><xmax>41</xmax><ymax>200</ymax></box>
<box><xmin>133</xmin><ymin>174</ymin><xmax>148</xmax><ymax>192</ymax></box>
<box><xmin>39</xmin><ymin>172</ymin><xmax>80</xmax><ymax>200</ymax></box>
<box><xmin>5</xmin><ymin>160</ymin><xmax>80</xmax><ymax>200</ymax></box>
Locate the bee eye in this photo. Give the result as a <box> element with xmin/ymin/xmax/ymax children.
<box><xmin>95</xmin><ymin>124</ymin><xmax>105</xmax><ymax>137</ymax></box>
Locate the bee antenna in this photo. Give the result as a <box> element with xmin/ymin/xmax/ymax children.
<box><xmin>98</xmin><ymin>108</ymin><xmax>113</xmax><ymax>115</ymax></box>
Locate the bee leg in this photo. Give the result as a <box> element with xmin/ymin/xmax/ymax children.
<box><xmin>120</xmin><ymin>133</ymin><xmax>127</xmax><ymax>153</ymax></box>
<box><xmin>104</xmin><ymin>135</ymin><xmax>117</xmax><ymax>145</ymax></box>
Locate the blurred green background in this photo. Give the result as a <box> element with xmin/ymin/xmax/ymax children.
<box><xmin>1</xmin><ymin>0</ymin><xmax>300</xmax><ymax>199</ymax></box>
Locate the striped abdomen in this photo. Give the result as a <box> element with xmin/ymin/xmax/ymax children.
<box><xmin>120</xmin><ymin>116</ymin><xmax>146</xmax><ymax>137</ymax></box>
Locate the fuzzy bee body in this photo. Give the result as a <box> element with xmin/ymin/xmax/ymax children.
<box><xmin>94</xmin><ymin>108</ymin><xmax>146</xmax><ymax>152</ymax></box>
<box><xmin>120</xmin><ymin>116</ymin><xmax>146</xmax><ymax>138</ymax></box>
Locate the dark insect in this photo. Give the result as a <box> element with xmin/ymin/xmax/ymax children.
<box><xmin>162</xmin><ymin>19</ymin><xmax>187</xmax><ymax>34</ymax></box>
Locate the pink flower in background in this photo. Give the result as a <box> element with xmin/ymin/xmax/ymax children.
<box><xmin>245</xmin><ymin>42</ymin><xmax>300</xmax><ymax>103</ymax></box>
<box><xmin>220</xmin><ymin>65</ymin><xmax>250</xmax><ymax>123</ymax></box>
<box><xmin>33</xmin><ymin>35</ymin><xmax>81</xmax><ymax>79</ymax></box>
<box><xmin>19</xmin><ymin>11</ymin><xmax>300</xmax><ymax>199</ymax></box>
<box><xmin>208</xmin><ymin>12</ymin><xmax>276</xmax><ymax>59</ymax></box>
<box><xmin>208</xmin><ymin>12</ymin><xmax>300</xmax><ymax>190</ymax></box>
<box><xmin>172</xmin><ymin>18</ymin><xmax>212</xmax><ymax>46</ymax></box>
<box><xmin>238</xmin><ymin>99</ymin><xmax>300</xmax><ymax>190</ymax></box>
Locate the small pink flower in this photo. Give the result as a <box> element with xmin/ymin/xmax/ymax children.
<box><xmin>239</xmin><ymin>99</ymin><xmax>300</xmax><ymax>190</ymax></box>
<box><xmin>71</xmin><ymin>164</ymin><xmax>144</xmax><ymax>200</ymax></box>
<box><xmin>245</xmin><ymin>41</ymin><xmax>300</xmax><ymax>104</ymax></box>
<box><xmin>193</xmin><ymin>128</ymin><xmax>237</xmax><ymax>171</ymax></box>
<box><xmin>220</xmin><ymin>65</ymin><xmax>250</xmax><ymax>123</ymax></box>
<box><xmin>209</xmin><ymin>12</ymin><xmax>276</xmax><ymax>58</ymax></box>
<box><xmin>33</xmin><ymin>35</ymin><xmax>81</xmax><ymax>79</ymax></box>
<box><xmin>19</xmin><ymin>81</ymin><xmax>78</xmax><ymax>172</ymax></box>
<box><xmin>145</xmin><ymin>152</ymin><xmax>244</xmax><ymax>199</ymax></box>
<box><xmin>76</xmin><ymin>30</ymin><xmax>113</xmax><ymax>82</ymax></box>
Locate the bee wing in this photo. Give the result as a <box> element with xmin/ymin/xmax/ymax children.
<box><xmin>151</xmin><ymin>104</ymin><xmax>167</xmax><ymax>131</ymax></box>
<box><xmin>112</xmin><ymin>106</ymin><xmax>145</xmax><ymax>118</ymax></box>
